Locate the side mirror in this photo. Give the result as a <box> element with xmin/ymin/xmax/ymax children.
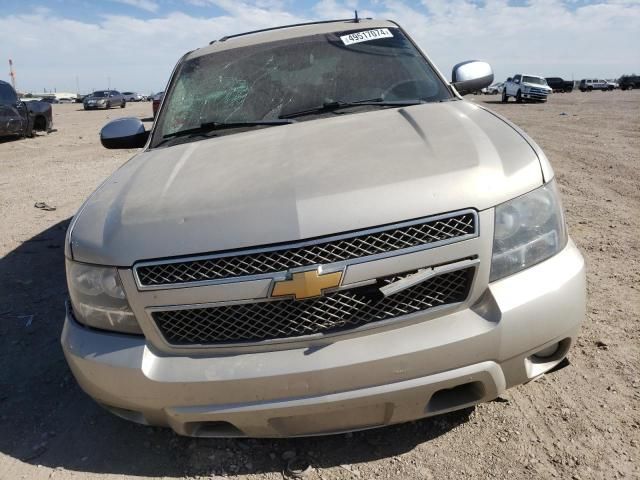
<box><xmin>451</xmin><ymin>60</ymin><xmax>494</xmax><ymax>95</ymax></box>
<box><xmin>100</xmin><ymin>117</ymin><xmax>149</xmax><ymax>149</ymax></box>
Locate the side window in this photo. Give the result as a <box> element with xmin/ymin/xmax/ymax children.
<box><xmin>514</xmin><ymin>75</ymin><xmax>521</xmax><ymax>83</ymax></box>
<box><xmin>0</xmin><ymin>83</ymin><xmax>18</xmax><ymax>104</ymax></box>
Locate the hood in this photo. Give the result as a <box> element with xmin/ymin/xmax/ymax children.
<box><xmin>70</xmin><ymin>100</ymin><xmax>544</xmax><ymax>266</ymax></box>
<box><xmin>522</xmin><ymin>82</ymin><xmax>552</xmax><ymax>91</ymax></box>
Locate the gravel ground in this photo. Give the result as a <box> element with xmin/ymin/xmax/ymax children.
<box><xmin>0</xmin><ymin>92</ymin><xmax>638</xmax><ymax>480</ymax></box>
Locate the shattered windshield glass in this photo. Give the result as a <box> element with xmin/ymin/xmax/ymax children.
<box><xmin>152</xmin><ymin>27</ymin><xmax>452</xmax><ymax>146</ymax></box>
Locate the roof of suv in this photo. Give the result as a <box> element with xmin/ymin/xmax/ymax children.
<box><xmin>188</xmin><ymin>18</ymin><xmax>398</xmax><ymax>59</ymax></box>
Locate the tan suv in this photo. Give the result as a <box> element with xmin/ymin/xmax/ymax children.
<box><xmin>62</xmin><ymin>19</ymin><xmax>585</xmax><ymax>437</ymax></box>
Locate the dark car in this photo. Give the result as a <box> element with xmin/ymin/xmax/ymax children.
<box><xmin>545</xmin><ymin>77</ymin><xmax>573</xmax><ymax>93</ymax></box>
<box><xmin>619</xmin><ymin>75</ymin><xmax>640</xmax><ymax>91</ymax></box>
<box><xmin>84</xmin><ymin>90</ymin><xmax>126</xmax><ymax>110</ymax></box>
<box><xmin>152</xmin><ymin>91</ymin><xmax>164</xmax><ymax>117</ymax></box>
<box><xmin>0</xmin><ymin>80</ymin><xmax>53</xmax><ymax>138</ymax></box>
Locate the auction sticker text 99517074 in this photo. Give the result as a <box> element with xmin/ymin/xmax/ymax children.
<box><xmin>340</xmin><ymin>28</ymin><xmax>394</xmax><ymax>46</ymax></box>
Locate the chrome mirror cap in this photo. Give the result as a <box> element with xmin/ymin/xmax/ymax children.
<box><xmin>100</xmin><ymin>117</ymin><xmax>148</xmax><ymax>149</ymax></box>
<box><xmin>451</xmin><ymin>60</ymin><xmax>494</xmax><ymax>95</ymax></box>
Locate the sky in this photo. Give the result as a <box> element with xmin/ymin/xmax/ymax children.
<box><xmin>0</xmin><ymin>0</ymin><xmax>638</xmax><ymax>94</ymax></box>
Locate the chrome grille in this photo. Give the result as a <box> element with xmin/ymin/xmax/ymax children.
<box><xmin>136</xmin><ymin>212</ymin><xmax>476</xmax><ymax>287</ymax></box>
<box><xmin>152</xmin><ymin>267</ymin><xmax>474</xmax><ymax>345</ymax></box>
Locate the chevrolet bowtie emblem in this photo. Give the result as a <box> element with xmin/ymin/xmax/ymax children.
<box><xmin>272</xmin><ymin>269</ymin><xmax>343</xmax><ymax>300</ymax></box>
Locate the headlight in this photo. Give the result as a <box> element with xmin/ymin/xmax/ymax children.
<box><xmin>490</xmin><ymin>180</ymin><xmax>567</xmax><ymax>282</ymax></box>
<box><xmin>66</xmin><ymin>260</ymin><xmax>142</xmax><ymax>334</ymax></box>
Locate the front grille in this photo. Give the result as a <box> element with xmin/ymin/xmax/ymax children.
<box><xmin>136</xmin><ymin>211</ymin><xmax>476</xmax><ymax>287</ymax></box>
<box><xmin>152</xmin><ymin>267</ymin><xmax>474</xmax><ymax>345</ymax></box>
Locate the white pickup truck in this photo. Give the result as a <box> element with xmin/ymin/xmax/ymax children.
<box><xmin>502</xmin><ymin>74</ymin><xmax>552</xmax><ymax>103</ymax></box>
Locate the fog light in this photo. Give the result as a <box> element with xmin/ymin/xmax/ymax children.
<box><xmin>533</xmin><ymin>342</ymin><xmax>560</xmax><ymax>359</ymax></box>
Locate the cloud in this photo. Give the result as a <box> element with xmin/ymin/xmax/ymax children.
<box><xmin>112</xmin><ymin>0</ymin><xmax>160</xmax><ymax>12</ymax></box>
<box><xmin>0</xmin><ymin>0</ymin><xmax>638</xmax><ymax>93</ymax></box>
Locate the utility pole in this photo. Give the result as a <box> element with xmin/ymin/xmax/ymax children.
<box><xmin>8</xmin><ymin>59</ymin><xmax>16</xmax><ymax>91</ymax></box>
<box><xmin>76</xmin><ymin>75</ymin><xmax>80</xmax><ymax>95</ymax></box>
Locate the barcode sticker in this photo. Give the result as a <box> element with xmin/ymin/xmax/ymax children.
<box><xmin>340</xmin><ymin>28</ymin><xmax>394</xmax><ymax>46</ymax></box>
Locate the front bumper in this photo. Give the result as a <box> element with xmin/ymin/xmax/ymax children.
<box><xmin>522</xmin><ymin>91</ymin><xmax>549</xmax><ymax>101</ymax></box>
<box><xmin>62</xmin><ymin>241</ymin><xmax>585</xmax><ymax>437</ymax></box>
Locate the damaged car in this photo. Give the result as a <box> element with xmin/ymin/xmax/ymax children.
<box><xmin>62</xmin><ymin>19</ymin><xmax>585</xmax><ymax>438</ymax></box>
<box><xmin>1</xmin><ymin>80</ymin><xmax>53</xmax><ymax>138</ymax></box>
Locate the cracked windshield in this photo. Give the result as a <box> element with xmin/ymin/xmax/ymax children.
<box><xmin>154</xmin><ymin>27</ymin><xmax>451</xmax><ymax>144</ymax></box>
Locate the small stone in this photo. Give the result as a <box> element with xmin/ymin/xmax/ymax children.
<box><xmin>499</xmin><ymin>436</ymin><xmax>507</xmax><ymax>442</ymax></box>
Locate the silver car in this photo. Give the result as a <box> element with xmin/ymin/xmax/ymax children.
<box><xmin>62</xmin><ymin>19</ymin><xmax>585</xmax><ymax>437</ymax></box>
<box><xmin>83</xmin><ymin>90</ymin><xmax>126</xmax><ymax>110</ymax></box>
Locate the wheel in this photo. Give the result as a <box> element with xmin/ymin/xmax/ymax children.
<box><xmin>105</xmin><ymin>102</ymin><xmax>111</xmax><ymax>109</ymax></box>
<box><xmin>587</xmin><ymin>86</ymin><xmax>593</xmax><ymax>92</ymax></box>
<box><xmin>24</xmin><ymin>115</ymin><xmax>34</xmax><ymax>138</ymax></box>
<box><xmin>516</xmin><ymin>90</ymin><xmax>523</xmax><ymax>103</ymax></box>
<box><xmin>501</xmin><ymin>89</ymin><xmax>508</xmax><ymax>103</ymax></box>
<box><xmin>629</xmin><ymin>85</ymin><xmax>634</xmax><ymax>91</ymax></box>
<box><xmin>121</xmin><ymin>101</ymin><xmax>126</xmax><ymax>108</ymax></box>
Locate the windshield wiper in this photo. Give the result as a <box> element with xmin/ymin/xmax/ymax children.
<box><xmin>162</xmin><ymin>119</ymin><xmax>296</xmax><ymax>140</ymax></box>
<box><xmin>279</xmin><ymin>98</ymin><xmax>426</xmax><ymax>119</ymax></box>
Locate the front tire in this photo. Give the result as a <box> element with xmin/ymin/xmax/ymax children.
<box><xmin>502</xmin><ymin>90</ymin><xmax>508</xmax><ymax>103</ymax></box>
<box><xmin>516</xmin><ymin>90</ymin><xmax>523</xmax><ymax>103</ymax></box>
<box><xmin>24</xmin><ymin>116</ymin><xmax>34</xmax><ymax>138</ymax></box>
<box><xmin>121</xmin><ymin>101</ymin><xmax>126</xmax><ymax>108</ymax></box>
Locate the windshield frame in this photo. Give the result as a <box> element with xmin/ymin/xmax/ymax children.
<box><xmin>148</xmin><ymin>23</ymin><xmax>455</xmax><ymax>150</ymax></box>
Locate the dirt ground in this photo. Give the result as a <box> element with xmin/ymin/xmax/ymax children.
<box><xmin>0</xmin><ymin>92</ymin><xmax>638</xmax><ymax>480</ymax></box>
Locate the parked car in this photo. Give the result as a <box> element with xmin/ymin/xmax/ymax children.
<box><xmin>152</xmin><ymin>91</ymin><xmax>164</xmax><ymax>117</ymax></box>
<box><xmin>62</xmin><ymin>19</ymin><xmax>584</xmax><ymax>438</ymax></box>
<box><xmin>83</xmin><ymin>90</ymin><xmax>126</xmax><ymax>110</ymax></box>
<box><xmin>502</xmin><ymin>74</ymin><xmax>552</xmax><ymax>102</ymax></box>
<box><xmin>619</xmin><ymin>75</ymin><xmax>640</xmax><ymax>90</ymax></box>
<box><xmin>122</xmin><ymin>91</ymin><xmax>144</xmax><ymax>102</ymax></box>
<box><xmin>579</xmin><ymin>79</ymin><xmax>614</xmax><ymax>92</ymax></box>
<box><xmin>0</xmin><ymin>80</ymin><xmax>53</xmax><ymax>138</ymax></box>
<box><xmin>483</xmin><ymin>82</ymin><xmax>503</xmax><ymax>94</ymax></box>
<box><xmin>39</xmin><ymin>96</ymin><xmax>59</xmax><ymax>104</ymax></box>
<box><xmin>545</xmin><ymin>77</ymin><xmax>573</xmax><ymax>93</ymax></box>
